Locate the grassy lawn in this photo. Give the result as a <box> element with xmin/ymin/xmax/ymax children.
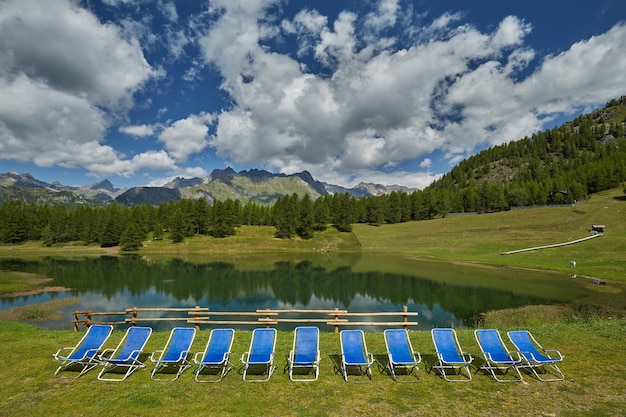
<box><xmin>1</xmin><ymin>306</ymin><xmax>625</xmax><ymax>417</ymax></box>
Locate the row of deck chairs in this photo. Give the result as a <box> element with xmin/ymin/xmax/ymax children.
<box><xmin>53</xmin><ymin>325</ymin><xmax>563</xmax><ymax>383</ymax></box>
<box><xmin>53</xmin><ymin>325</ymin><xmax>308</xmax><ymax>382</ymax></box>
<box><xmin>431</xmin><ymin>328</ymin><xmax>565</xmax><ymax>382</ymax></box>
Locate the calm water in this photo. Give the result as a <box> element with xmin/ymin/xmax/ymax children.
<box><xmin>0</xmin><ymin>254</ymin><xmax>590</xmax><ymax>331</ymax></box>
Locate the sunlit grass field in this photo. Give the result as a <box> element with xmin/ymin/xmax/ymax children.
<box><xmin>1</xmin><ymin>307</ymin><xmax>624</xmax><ymax>417</ymax></box>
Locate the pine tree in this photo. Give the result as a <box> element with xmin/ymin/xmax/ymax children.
<box><xmin>120</xmin><ymin>222</ymin><xmax>145</xmax><ymax>251</ymax></box>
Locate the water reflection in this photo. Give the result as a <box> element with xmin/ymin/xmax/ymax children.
<box><xmin>0</xmin><ymin>255</ymin><xmax>570</xmax><ymax>330</ymax></box>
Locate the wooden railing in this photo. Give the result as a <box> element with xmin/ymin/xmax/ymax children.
<box><xmin>73</xmin><ymin>306</ymin><xmax>418</xmax><ymax>333</ymax></box>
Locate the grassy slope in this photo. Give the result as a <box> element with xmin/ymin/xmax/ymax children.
<box><xmin>352</xmin><ymin>188</ymin><xmax>626</xmax><ymax>282</ymax></box>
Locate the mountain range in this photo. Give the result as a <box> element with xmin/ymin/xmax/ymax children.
<box><xmin>0</xmin><ymin>169</ymin><xmax>416</xmax><ymax>206</ymax></box>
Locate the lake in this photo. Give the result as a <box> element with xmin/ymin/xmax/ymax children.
<box><xmin>0</xmin><ymin>253</ymin><xmax>592</xmax><ymax>331</ymax></box>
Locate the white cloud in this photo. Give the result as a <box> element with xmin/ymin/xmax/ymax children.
<box><xmin>0</xmin><ymin>0</ymin><xmax>160</xmax><ymax>178</ymax></box>
<box><xmin>197</xmin><ymin>2</ymin><xmax>626</xmax><ymax>188</ymax></box>
<box><xmin>120</xmin><ymin>124</ymin><xmax>156</xmax><ymax>137</ymax></box>
<box><xmin>158</xmin><ymin>113</ymin><xmax>215</xmax><ymax>162</ymax></box>
<box><xmin>364</xmin><ymin>0</ymin><xmax>400</xmax><ymax>32</ymax></box>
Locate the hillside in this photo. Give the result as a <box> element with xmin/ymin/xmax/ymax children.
<box><xmin>425</xmin><ymin>96</ymin><xmax>626</xmax><ymax>212</ymax></box>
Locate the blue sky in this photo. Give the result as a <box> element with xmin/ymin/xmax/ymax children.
<box><xmin>1</xmin><ymin>0</ymin><xmax>625</xmax><ymax>189</ymax></box>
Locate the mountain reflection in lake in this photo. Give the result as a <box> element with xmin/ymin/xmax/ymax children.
<box><xmin>0</xmin><ymin>254</ymin><xmax>583</xmax><ymax>331</ymax></box>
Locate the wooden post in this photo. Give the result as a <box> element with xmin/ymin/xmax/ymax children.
<box><xmin>193</xmin><ymin>306</ymin><xmax>201</xmax><ymax>331</ymax></box>
<box><xmin>85</xmin><ymin>309</ymin><xmax>92</xmax><ymax>329</ymax></box>
<box><xmin>73</xmin><ymin>311</ymin><xmax>80</xmax><ymax>332</ymax></box>
<box><xmin>333</xmin><ymin>308</ymin><xmax>340</xmax><ymax>333</ymax></box>
<box><xmin>130</xmin><ymin>307</ymin><xmax>138</xmax><ymax>326</ymax></box>
<box><xmin>402</xmin><ymin>305</ymin><xmax>408</xmax><ymax>330</ymax></box>
<box><xmin>265</xmin><ymin>310</ymin><xmax>272</xmax><ymax>328</ymax></box>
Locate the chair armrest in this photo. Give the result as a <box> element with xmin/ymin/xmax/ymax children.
<box><xmin>461</xmin><ymin>352</ymin><xmax>474</xmax><ymax>363</ymax></box>
<box><xmin>150</xmin><ymin>350</ymin><xmax>164</xmax><ymax>362</ymax></box>
<box><xmin>98</xmin><ymin>348</ymin><xmax>115</xmax><ymax>360</ymax></box>
<box><xmin>193</xmin><ymin>351</ymin><xmax>203</xmax><ymax>364</ymax></box>
<box><xmin>240</xmin><ymin>351</ymin><xmax>249</xmax><ymax>363</ymax></box>
<box><xmin>510</xmin><ymin>351</ymin><xmax>523</xmax><ymax>362</ymax></box>
<box><xmin>545</xmin><ymin>349</ymin><xmax>564</xmax><ymax>360</ymax></box>
<box><xmin>287</xmin><ymin>350</ymin><xmax>295</xmax><ymax>363</ymax></box>
<box><xmin>367</xmin><ymin>353</ymin><xmax>375</xmax><ymax>365</ymax></box>
<box><xmin>413</xmin><ymin>351</ymin><xmax>422</xmax><ymax>363</ymax></box>
<box><xmin>53</xmin><ymin>347</ymin><xmax>74</xmax><ymax>359</ymax></box>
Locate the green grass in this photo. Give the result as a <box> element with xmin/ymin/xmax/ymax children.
<box><xmin>1</xmin><ymin>309</ymin><xmax>625</xmax><ymax>417</ymax></box>
<box><xmin>353</xmin><ymin>188</ymin><xmax>626</xmax><ymax>283</ymax></box>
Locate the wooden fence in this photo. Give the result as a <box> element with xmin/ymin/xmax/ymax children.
<box><xmin>73</xmin><ymin>306</ymin><xmax>418</xmax><ymax>333</ymax></box>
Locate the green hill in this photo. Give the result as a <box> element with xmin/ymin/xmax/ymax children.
<box><xmin>424</xmin><ymin>96</ymin><xmax>626</xmax><ymax>212</ymax></box>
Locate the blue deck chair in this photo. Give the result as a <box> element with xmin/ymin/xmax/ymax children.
<box><xmin>240</xmin><ymin>328</ymin><xmax>277</xmax><ymax>382</ymax></box>
<box><xmin>97</xmin><ymin>326</ymin><xmax>152</xmax><ymax>381</ymax></box>
<box><xmin>287</xmin><ymin>326</ymin><xmax>321</xmax><ymax>382</ymax></box>
<box><xmin>339</xmin><ymin>329</ymin><xmax>375</xmax><ymax>383</ymax></box>
<box><xmin>150</xmin><ymin>327</ymin><xmax>196</xmax><ymax>380</ymax></box>
<box><xmin>508</xmin><ymin>330</ymin><xmax>564</xmax><ymax>381</ymax></box>
<box><xmin>431</xmin><ymin>328</ymin><xmax>473</xmax><ymax>382</ymax></box>
<box><xmin>474</xmin><ymin>329</ymin><xmax>523</xmax><ymax>382</ymax></box>
<box><xmin>53</xmin><ymin>324</ymin><xmax>113</xmax><ymax>378</ymax></box>
<box><xmin>383</xmin><ymin>329</ymin><xmax>422</xmax><ymax>382</ymax></box>
<box><xmin>193</xmin><ymin>328</ymin><xmax>235</xmax><ymax>382</ymax></box>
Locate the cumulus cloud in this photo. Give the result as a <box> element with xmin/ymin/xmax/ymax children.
<box><xmin>158</xmin><ymin>113</ymin><xmax>215</xmax><ymax>162</ymax></box>
<box><xmin>0</xmin><ymin>0</ymin><xmax>161</xmax><ymax>178</ymax></box>
<box><xmin>197</xmin><ymin>1</ymin><xmax>626</xmax><ymax>188</ymax></box>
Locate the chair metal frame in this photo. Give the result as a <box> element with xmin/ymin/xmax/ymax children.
<box><xmin>53</xmin><ymin>324</ymin><xmax>113</xmax><ymax>378</ymax></box>
<box><xmin>287</xmin><ymin>326</ymin><xmax>321</xmax><ymax>382</ymax></box>
<box><xmin>339</xmin><ymin>329</ymin><xmax>375</xmax><ymax>383</ymax></box>
<box><xmin>150</xmin><ymin>327</ymin><xmax>196</xmax><ymax>380</ymax></box>
<box><xmin>474</xmin><ymin>329</ymin><xmax>523</xmax><ymax>382</ymax></box>
<box><xmin>383</xmin><ymin>329</ymin><xmax>422</xmax><ymax>382</ymax></box>
<box><xmin>97</xmin><ymin>326</ymin><xmax>152</xmax><ymax>381</ymax></box>
<box><xmin>240</xmin><ymin>328</ymin><xmax>277</xmax><ymax>382</ymax></box>
<box><xmin>507</xmin><ymin>330</ymin><xmax>565</xmax><ymax>381</ymax></box>
<box><xmin>431</xmin><ymin>328</ymin><xmax>473</xmax><ymax>382</ymax></box>
<box><xmin>193</xmin><ymin>328</ymin><xmax>236</xmax><ymax>382</ymax></box>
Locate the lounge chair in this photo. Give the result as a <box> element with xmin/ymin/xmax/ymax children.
<box><xmin>339</xmin><ymin>329</ymin><xmax>375</xmax><ymax>383</ymax></box>
<box><xmin>287</xmin><ymin>326</ymin><xmax>321</xmax><ymax>382</ymax></box>
<box><xmin>383</xmin><ymin>329</ymin><xmax>422</xmax><ymax>382</ymax></box>
<box><xmin>507</xmin><ymin>330</ymin><xmax>565</xmax><ymax>381</ymax></box>
<box><xmin>150</xmin><ymin>327</ymin><xmax>196</xmax><ymax>380</ymax></box>
<box><xmin>431</xmin><ymin>328</ymin><xmax>473</xmax><ymax>382</ymax></box>
<box><xmin>53</xmin><ymin>324</ymin><xmax>113</xmax><ymax>378</ymax></box>
<box><xmin>193</xmin><ymin>328</ymin><xmax>235</xmax><ymax>382</ymax></box>
<box><xmin>97</xmin><ymin>326</ymin><xmax>152</xmax><ymax>381</ymax></box>
<box><xmin>474</xmin><ymin>329</ymin><xmax>523</xmax><ymax>382</ymax></box>
<box><xmin>240</xmin><ymin>328</ymin><xmax>277</xmax><ymax>382</ymax></box>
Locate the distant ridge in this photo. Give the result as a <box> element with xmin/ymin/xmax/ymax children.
<box><xmin>0</xmin><ymin>169</ymin><xmax>414</xmax><ymax>206</ymax></box>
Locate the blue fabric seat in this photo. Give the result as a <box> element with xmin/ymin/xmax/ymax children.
<box><xmin>431</xmin><ymin>328</ymin><xmax>473</xmax><ymax>382</ymax></box>
<box><xmin>339</xmin><ymin>329</ymin><xmax>375</xmax><ymax>383</ymax></box>
<box><xmin>383</xmin><ymin>329</ymin><xmax>422</xmax><ymax>382</ymax></box>
<box><xmin>240</xmin><ymin>328</ymin><xmax>277</xmax><ymax>382</ymax></box>
<box><xmin>193</xmin><ymin>328</ymin><xmax>235</xmax><ymax>382</ymax></box>
<box><xmin>53</xmin><ymin>324</ymin><xmax>113</xmax><ymax>378</ymax></box>
<box><xmin>150</xmin><ymin>327</ymin><xmax>196</xmax><ymax>380</ymax></box>
<box><xmin>97</xmin><ymin>326</ymin><xmax>152</xmax><ymax>381</ymax></box>
<box><xmin>508</xmin><ymin>330</ymin><xmax>564</xmax><ymax>381</ymax></box>
<box><xmin>287</xmin><ymin>326</ymin><xmax>321</xmax><ymax>381</ymax></box>
<box><xmin>474</xmin><ymin>329</ymin><xmax>523</xmax><ymax>382</ymax></box>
